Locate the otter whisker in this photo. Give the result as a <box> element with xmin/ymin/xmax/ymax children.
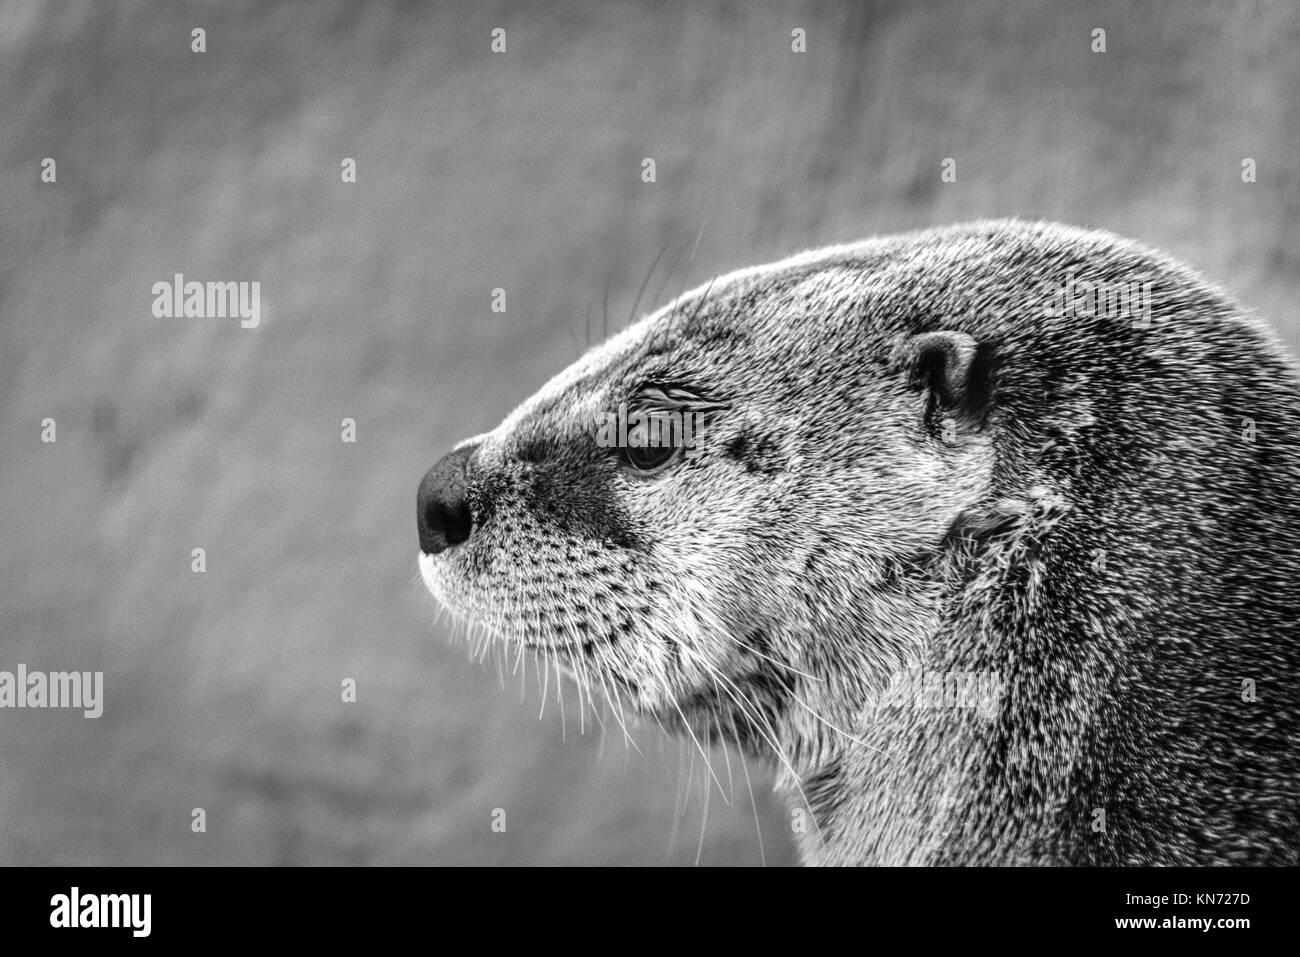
<box><xmin>650</xmin><ymin>221</ymin><xmax>707</xmax><ymax>324</ymax></box>
<box><xmin>681</xmin><ymin>275</ymin><xmax>717</xmax><ymax>329</ymax></box>
<box><xmin>605</xmin><ymin>668</ymin><xmax>641</xmax><ymax>754</ymax></box>
<box><xmin>714</xmin><ymin>714</ymin><xmax>735</xmax><ymax>802</ymax></box>
<box><xmin>695</xmin><ymin>750</ymin><xmax>712</xmax><ymax>867</ymax></box>
<box><xmin>724</xmin><ymin>633</ymin><xmax>822</xmax><ymax>684</ymax></box>
<box><xmin>627</xmin><ymin>240</ymin><xmax>672</xmax><ymax>331</ymax></box>
<box><xmin>704</xmin><ymin>666</ymin><xmax>825</xmax><ymax>842</ymax></box>
<box><xmin>571</xmin><ymin>649</ymin><xmax>589</xmax><ymax>736</ymax></box>
<box><xmin>575</xmin><ymin>652</ymin><xmax>608</xmax><ymax>738</ymax></box>
<box><xmin>554</xmin><ymin>653</ymin><xmax>567</xmax><ymax>743</ymax></box>
<box><xmin>590</xmin><ymin>643</ymin><xmax>640</xmax><ymax>754</ymax></box>
<box><xmin>538</xmin><ymin>647</ymin><xmax>551</xmax><ymax>721</ymax></box>
<box><xmin>533</xmin><ymin>647</ymin><xmax>545</xmax><ymax>711</ymax></box>
<box><xmin>789</xmin><ymin>694</ymin><xmax>891</xmax><ymax>757</ymax></box>
<box><xmin>667</xmin><ymin>734</ymin><xmax>687</xmax><ymax>860</ymax></box>
<box><xmin>597</xmin><ymin>678</ymin><xmax>636</xmax><ymax>752</ymax></box>
<box><xmin>666</xmin><ymin>694</ymin><xmax>728</xmax><ymax>802</ymax></box>
<box><xmin>731</xmin><ymin>712</ymin><xmax>767</xmax><ymax>867</ymax></box>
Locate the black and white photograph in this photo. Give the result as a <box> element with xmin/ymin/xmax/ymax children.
<box><xmin>1</xmin><ymin>0</ymin><xmax>1296</xmax><ymax>936</ymax></box>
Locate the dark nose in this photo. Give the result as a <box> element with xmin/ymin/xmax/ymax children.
<box><xmin>417</xmin><ymin>444</ymin><xmax>476</xmax><ymax>555</ymax></box>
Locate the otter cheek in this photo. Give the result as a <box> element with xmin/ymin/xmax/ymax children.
<box><xmin>872</xmin><ymin>451</ymin><xmax>991</xmax><ymax>552</ymax></box>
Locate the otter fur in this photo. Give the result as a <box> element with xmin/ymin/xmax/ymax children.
<box><xmin>417</xmin><ymin>219</ymin><xmax>1300</xmax><ymax>865</ymax></box>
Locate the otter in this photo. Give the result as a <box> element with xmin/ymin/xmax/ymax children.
<box><xmin>416</xmin><ymin>220</ymin><xmax>1300</xmax><ymax>865</ymax></box>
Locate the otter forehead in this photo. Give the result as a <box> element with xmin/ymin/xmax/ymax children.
<box><xmin>489</xmin><ymin>250</ymin><xmax>902</xmax><ymax>448</ymax></box>
<box><xmin>482</xmin><ymin>216</ymin><xmax>1212</xmax><ymax>467</ymax></box>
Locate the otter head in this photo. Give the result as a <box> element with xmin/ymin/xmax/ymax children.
<box><xmin>417</xmin><ymin>251</ymin><xmax>998</xmax><ymax>768</ymax></box>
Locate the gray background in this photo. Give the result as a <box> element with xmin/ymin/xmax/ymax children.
<box><xmin>1</xmin><ymin>0</ymin><xmax>1296</xmax><ymax>865</ymax></box>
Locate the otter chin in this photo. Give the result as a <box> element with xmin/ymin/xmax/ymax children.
<box><xmin>417</xmin><ymin>219</ymin><xmax>1300</xmax><ymax>866</ymax></box>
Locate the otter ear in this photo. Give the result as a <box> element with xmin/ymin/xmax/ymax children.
<box><xmin>900</xmin><ymin>330</ymin><xmax>993</xmax><ymax>429</ymax></box>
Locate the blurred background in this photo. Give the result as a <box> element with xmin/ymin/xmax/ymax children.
<box><xmin>1</xmin><ymin>0</ymin><xmax>1296</xmax><ymax>865</ymax></box>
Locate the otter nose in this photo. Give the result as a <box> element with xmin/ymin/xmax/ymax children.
<box><xmin>417</xmin><ymin>444</ymin><xmax>476</xmax><ymax>555</ymax></box>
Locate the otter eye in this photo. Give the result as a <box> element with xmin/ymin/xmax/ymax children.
<box><xmin>623</xmin><ymin>441</ymin><xmax>677</xmax><ymax>472</ymax></box>
<box><xmin>620</xmin><ymin>413</ymin><xmax>681</xmax><ymax>473</ymax></box>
